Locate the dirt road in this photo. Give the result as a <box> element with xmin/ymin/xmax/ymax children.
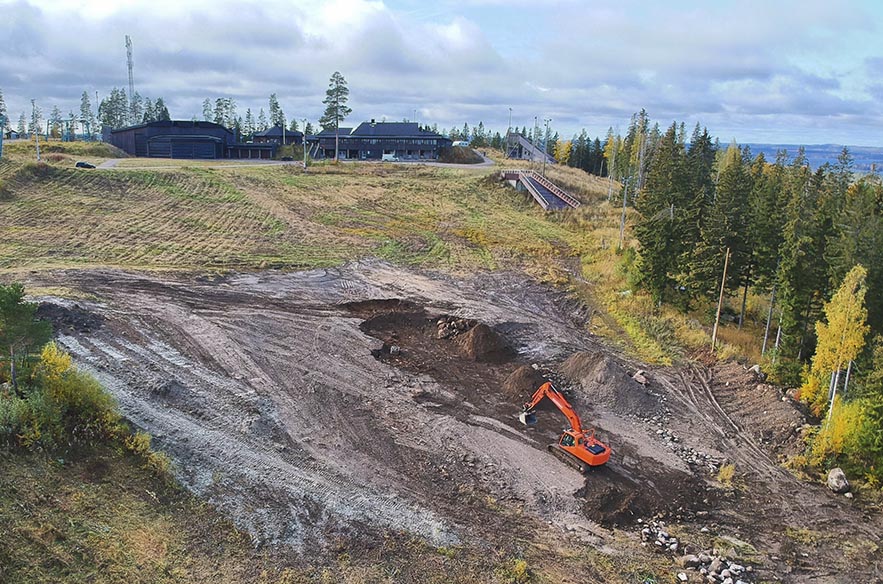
<box><xmin>31</xmin><ymin>262</ymin><xmax>882</xmax><ymax>581</ymax></box>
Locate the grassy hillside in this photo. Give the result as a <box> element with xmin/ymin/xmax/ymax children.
<box><xmin>0</xmin><ymin>145</ymin><xmax>767</xmax><ymax>363</ymax></box>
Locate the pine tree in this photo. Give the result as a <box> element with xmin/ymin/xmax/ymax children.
<box><xmin>202</xmin><ymin>98</ymin><xmax>213</xmax><ymax>122</ymax></box>
<box><xmin>257</xmin><ymin>109</ymin><xmax>268</xmax><ymax>132</ymax></box>
<box><xmin>49</xmin><ymin>106</ymin><xmax>63</xmax><ymax>139</ymax></box>
<box><xmin>129</xmin><ymin>91</ymin><xmax>143</xmax><ymax>125</ymax></box>
<box><xmin>269</xmin><ymin>93</ymin><xmax>285</xmax><ymax>128</ymax></box>
<box><xmin>142</xmin><ymin>98</ymin><xmax>154</xmax><ymax>123</ymax></box>
<box><xmin>29</xmin><ymin>100</ymin><xmax>43</xmax><ymax>135</ymax></box>
<box><xmin>153</xmin><ymin>98</ymin><xmax>170</xmax><ymax>121</ymax></box>
<box><xmin>243</xmin><ymin>108</ymin><xmax>255</xmax><ymax>139</ymax></box>
<box><xmin>318</xmin><ymin>71</ymin><xmax>351</xmax><ymax>160</ymax></box>
<box><xmin>98</xmin><ymin>88</ymin><xmax>129</xmax><ymax>130</ymax></box>
<box><xmin>0</xmin><ymin>88</ymin><xmax>8</xmax><ymax>131</ymax></box>
<box><xmin>80</xmin><ymin>91</ymin><xmax>96</xmax><ymax>138</ymax></box>
<box><xmin>304</xmin><ymin>122</ymin><xmax>314</xmax><ymax>136</ymax></box>
<box><xmin>16</xmin><ymin>112</ymin><xmax>26</xmax><ymax>135</ymax></box>
<box><xmin>288</xmin><ymin>118</ymin><xmax>299</xmax><ymax>132</ymax></box>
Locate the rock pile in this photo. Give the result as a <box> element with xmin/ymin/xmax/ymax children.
<box><xmin>639</xmin><ymin>518</ymin><xmax>682</xmax><ymax>553</ymax></box>
<box><xmin>640</xmin><ymin>519</ymin><xmax>753</xmax><ymax>583</ymax></box>
<box><xmin>435</xmin><ymin>316</ymin><xmax>475</xmax><ymax>339</ymax></box>
<box><xmin>633</xmin><ymin>413</ymin><xmax>724</xmax><ymax>473</ymax></box>
<box><xmin>675</xmin><ymin>551</ymin><xmax>752</xmax><ymax>583</ymax></box>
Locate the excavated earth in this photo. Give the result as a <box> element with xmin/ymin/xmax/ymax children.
<box><xmin>29</xmin><ymin>261</ymin><xmax>883</xmax><ymax>583</ymax></box>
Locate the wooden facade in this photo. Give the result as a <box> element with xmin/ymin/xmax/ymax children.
<box><xmin>311</xmin><ymin>121</ymin><xmax>451</xmax><ymax>160</ymax></box>
<box><xmin>108</xmin><ymin>120</ymin><xmax>278</xmax><ymax>159</ymax></box>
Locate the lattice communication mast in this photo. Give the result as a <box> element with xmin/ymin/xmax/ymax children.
<box><xmin>125</xmin><ymin>35</ymin><xmax>135</xmax><ymax>104</ymax></box>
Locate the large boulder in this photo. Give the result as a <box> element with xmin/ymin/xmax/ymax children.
<box><xmin>826</xmin><ymin>467</ymin><xmax>850</xmax><ymax>494</ymax></box>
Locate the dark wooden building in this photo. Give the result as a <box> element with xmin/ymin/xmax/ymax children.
<box><xmin>107</xmin><ymin>120</ymin><xmax>278</xmax><ymax>159</ymax></box>
<box><xmin>252</xmin><ymin>126</ymin><xmax>303</xmax><ymax>146</ymax></box>
<box><xmin>309</xmin><ymin>121</ymin><xmax>451</xmax><ymax>160</ymax></box>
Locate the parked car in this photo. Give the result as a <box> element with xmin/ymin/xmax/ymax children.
<box><xmin>75</xmin><ymin>161</ymin><xmax>96</xmax><ymax>169</ymax></box>
<box><xmin>381</xmin><ymin>153</ymin><xmax>400</xmax><ymax>162</ymax></box>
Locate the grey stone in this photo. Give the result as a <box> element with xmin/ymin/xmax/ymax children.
<box><xmin>827</xmin><ymin>467</ymin><xmax>851</xmax><ymax>493</ymax></box>
<box><xmin>677</xmin><ymin>573</ymin><xmax>688</xmax><ymax>582</ymax></box>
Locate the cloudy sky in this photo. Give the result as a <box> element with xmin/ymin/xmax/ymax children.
<box><xmin>2</xmin><ymin>0</ymin><xmax>882</xmax><ymax>145</ymax></box>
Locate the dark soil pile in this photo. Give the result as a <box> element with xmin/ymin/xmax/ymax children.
<box><xmin>36</xmin><ymin>302</ymin><xmax>104</xmax><ymax>334</ymax></box>
<box><xmin>456</xmin><ymin>324</ymin><xmax>512</xmax><ymax>363</ymax></box>
<box><xmin>501</xmin><ymin>365</ymin><xmax>546</xmax><ymax>400</ymax></box>
<box><xmin>560</xmin><ymin>351</ymin><xmax>658</xmax><ymax>415</ymax></box>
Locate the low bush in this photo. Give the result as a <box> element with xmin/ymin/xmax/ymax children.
<box><xmin>0</xmin><ymin>342</ymin><xmax>123</xmax><ymax>451</ymax></box>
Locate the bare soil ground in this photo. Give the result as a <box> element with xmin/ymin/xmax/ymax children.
<box><xmin>28</xmin><ymin>262</ymin><xmax>882</xmax><ymax>582</ymax></box>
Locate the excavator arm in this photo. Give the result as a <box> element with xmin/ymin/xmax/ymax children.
<box><xmin>519</xmin><ymin>381</ymin><xmax>583</xmax><ymax>434</ymax></box>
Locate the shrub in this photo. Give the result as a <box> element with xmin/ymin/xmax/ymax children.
<box><xmin>125</xmin><ymin>431</ymin><xmax>172</xmax><ymax>477</ymax></box>
<box><xmin>495</xmin><ymin>558</ymin><xmax>532</xmax><ymax>584</ymax></box>
<box><xmin>0</xmin><ymin>342</ymin><xmax>122</xmax><ymax>450</ymax></box>
<box><xmin>717</xmin><ymin>463</ymin><xmax>736</xmax><ymax>485</ymax></box>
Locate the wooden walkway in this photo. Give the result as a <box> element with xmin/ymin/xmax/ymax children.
<box><xmin>500</xmin><ymin>169</ymin><xmax>581</xmax><ymax>210</ymax></box>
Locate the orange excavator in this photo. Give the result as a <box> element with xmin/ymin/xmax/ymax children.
<box><xmin>520</xmin><ymin>381</ymin><xmax>610</xmax><ymax>472</ymax></box>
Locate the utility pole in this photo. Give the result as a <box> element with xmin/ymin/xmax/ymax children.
<box><xmin>542</xmin><ymin>118</ymin><xmax>551</xmax><ymax>177</ymax></box>
<box><xmin>711</xmin><ymin>247</ymin><xmax>731</xmax><ymax>352</ymax></box>
<box><xmin>618</xmin><ymin>178</ymin><xmax>629</xmax><ymax>251</ymax></box>
<box><xmin>302</xmin><ymin>118</ymin><xmax>308</xmax><ymax>172</ymax></box>
<box><xmin>607</xmin><ymin>144</ymin><xmax>616</xmax><ymax>202</ymax></box>
<box><xmin>0</xmin><ymin>115</ymin><xmax>5</xmax><ymax>159</ymax></box>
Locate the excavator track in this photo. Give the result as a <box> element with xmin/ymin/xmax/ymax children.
<box><xmin>548</xmin><ymin>444</ymin><xmax>588</xmax><ymax>474</ymax></box>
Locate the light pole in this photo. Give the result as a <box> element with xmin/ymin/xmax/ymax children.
<box><xmin>506</xmin><ymin>107</ymin><xmax>512</xmax><ymax>158</ymax></box>
<box><xmin>532</xmin><ymin>115</ymin><xmax>537</xmax><ymax>164</ymax></box>
<box><xmin>542</xmin><ymin>118</ymin><xmax>551</xmax><ymax>177</ymax></box>
<box><xmin>303</xmin><ymin>118</ymin><xmax>308</xmax><ymax>172</ymax></box>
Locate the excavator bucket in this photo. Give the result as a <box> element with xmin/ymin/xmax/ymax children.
<box><xmin>519</xmin><ymin>410</ymin><xmax>537</xmax><ymax>426</ymax></box>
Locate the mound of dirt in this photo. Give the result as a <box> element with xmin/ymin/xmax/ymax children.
<box><xmin>456</xmin><ymin>324</ymin><xmax>512</xmax><ymax>363</ymax></box>
<box><xmin>501</xmin><ymin>365</ymin><xmax>546</xmax><ymax>400</ymax></box>
<box><xmin>560</xmin><ymin>351</ymin><xmax>658</xmax><ymax>415</ymax></box>
<box><xmin>36</xmin><ymin>302</ymin><xmax>104</xmax><ymax>334</ymax></box>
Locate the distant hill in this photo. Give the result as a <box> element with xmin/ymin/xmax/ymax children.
<box><xmin>743</xmin><ymin>143</ymin><xmax>883</xmax><ymax>173</ymax></box>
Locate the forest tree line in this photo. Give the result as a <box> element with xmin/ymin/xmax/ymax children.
<box><xmin>606</xmin><ymin>110</ymin><xmax>883</xmax><ymax>481</ymax></box>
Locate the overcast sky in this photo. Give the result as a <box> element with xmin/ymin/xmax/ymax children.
<box><xmin>2</xmin><ymin>0</ymin><xmax>882</xmax><ymax>145</ymax></box>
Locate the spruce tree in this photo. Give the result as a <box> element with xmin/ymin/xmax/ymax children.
<box><xmin>634</xmin><ymin>123</ymin><xmax>689</xmax><ymax>304</ymax></box>
<box><xmin>0</xmin><ymin>88</ymin><xmax>7</xmax><ymax>131</ymax></box>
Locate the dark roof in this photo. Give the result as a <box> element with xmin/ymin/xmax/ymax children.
<box><xmin>253</xmin><ymin>126</ymin><xmax>304</xmax><ymax>138</ymax></box>
<box><xmin>316</xmin><ymin>127</ymin><xmax>353</xmax><ymax>137</ymax></box>
<box><xmin>110</xmin><ymin>120</ymin><xmax>232</xmax><ymax>134</ymax></box>
<box><xmin>350</xmin><ymin>121</ymin><xmax>446</xmax><ymax>139</ymax></box>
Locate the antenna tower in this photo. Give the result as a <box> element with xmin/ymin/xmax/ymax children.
<box><xmin>125</xmin><ymin>35</ymin><xmax>135</xmax><ymax>103</ymax></box>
